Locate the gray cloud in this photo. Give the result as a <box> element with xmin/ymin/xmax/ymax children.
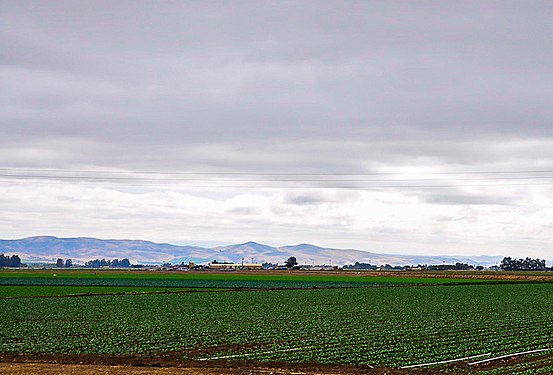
<box><xmin>225</xmin><ymin>207</ymin><xmax>260</xmax><ymax>215</ymax></box>
<box><xmin>2</xmin><ymin>1</ymin><xmax>553</xmax><ymax>175</ymax></box>
<box><xmin>283</xmin><ymin>190</ymin><xmax>359</xmax><ymax>205</ymax></box>
<box><xmin>283</xmin><ymin>192</ymin><xmax>328</xmax><ymax>206</ymax></box>
<box><xmin>420</xmin><ymin>191</ymin><xmax>519</xmax><ymax>206</ymax></box>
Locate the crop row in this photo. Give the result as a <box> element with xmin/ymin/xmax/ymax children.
<box><xmin>1</xmin><ymin>283</ymin><xmax>553</xmax><ymax>370</ymax></box>
<box><xmin>0</xmin><ymin>276</ymin><xmax>423</xmax><ymax>289</ymax></box>
<box><xmin>470</xmin><ymin>352</ymin><xmax>553</xmax><ymax>374</ymax></box>
<box><xmin>0</xmin><ymin>285</ymin><xmax>198</xmax><ymax>298</ymax></box>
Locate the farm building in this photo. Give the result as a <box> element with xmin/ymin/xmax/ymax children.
<box><xmin>207</xmin><ymin>262</ymin><xmax>263</xmax><ymax>270</ymax></box>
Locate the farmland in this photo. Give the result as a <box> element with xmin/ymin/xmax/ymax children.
<box><xmin>0</xmin><ymin>269</ymin><xmax>497</xmax><ymax>296</ymax></box>
<box><xmin>0</xmin><ymin>268</ymin><xmax>495</xmax><ymax>284</ymax></box>
<box><xmin>0</xmin><ymin>285</ymin><xmax>213</xmax><ymax>298</ymax></box>
<box><xmin>1</xmin><ymin>270</ymin><xmax>553</xmax><ymax>374</ymax></box>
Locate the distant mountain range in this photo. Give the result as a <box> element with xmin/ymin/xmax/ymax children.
<box><xmin>0</xmin><ymin>236</ymin><xmax>503</xmax><ymax>266</ymax></box>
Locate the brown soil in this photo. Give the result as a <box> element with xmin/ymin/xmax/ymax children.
<box><xmin>347</xmin><ymin>270</ymin><xmax>553</xmax><ymax>282</ymax></box>
<box><xmin>0</xmin><ymin>362</ymin><xmax>438</xmax><ymax>375</ymax></box>
<box><xmin>0</xmin><ymin>354</ymin><xmax>424</xmax><ymax>375</ymax></box>
<box><xmin>2</xmin><ymin>350</ymin><xmax>549</xmax><ymax>374</ymax></box>
<box><xmin>1</xmin><ymin>363</ymin><xmax>222</xmax><ymax>374</ymax></box>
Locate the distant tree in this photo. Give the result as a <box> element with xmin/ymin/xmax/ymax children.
<box><xmin>85</xmin><ymin>259</ymin><xmax>107</xmax><ymax>268</ymax></box>
<box><xmin>0</xmin><ymin>254</ymin><xmax>23</xmax><ymax>267</ymax></box>
<box><xmin>344</xmin><ymin>262</ymin><xmax>377</xmax><ymax>270</ymax></box>
<box><xmin>284</xmin><ymin>256</ymin><xmax>298</xmax><ymax>268</ymax></box>
<box><xmin>455</xmin><ymin>262</ymin><xmax>471</xmax><ymax>270</ymax></box>
<box><xmin>500</xmin><ymin>257</ymin><xmax>546</xmax><ymax>271</ymax></box>
<box><xmin>428</xmin><ymin>263</ymin><xmax>474</xmax><ymax>271</ymax></box>
<box><xmin>120</xmin><ymin>258</ymin><xmax>131</xmax><ymax>267</ymax></box>
<box><xmin>10</xmin><ymin>254</ymin><xmax>22</xmax><ymax>267</ymax></box>
<box><xmin>56</xmin><ymin>258</ymin><xmax>64</xmax><ymax>268</ymax></box>
<box><xmin>64</xmin><ymin>259</ymin><xmax>72</xmax><ymax>268</ymax></box>
<box><xmin>84</xmin><ymin>258</ymin><xmax>131</xmax><ymax>268</ymax></box>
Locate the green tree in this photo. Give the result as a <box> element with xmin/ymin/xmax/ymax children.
<box><xmin>0</xmin><ymin>254</ymin><xmax>22</xmax><ymax>267</ymax></box>
<box><xmin>284</xmin><ymin>256</ymin><xmax>298</xmax><ymax>268</ymax></box>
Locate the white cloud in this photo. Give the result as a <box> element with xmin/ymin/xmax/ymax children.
<box><xmin>1</xmin><ymin>180</ymin><xmax>553</xmax><ymax>259</ymax></box>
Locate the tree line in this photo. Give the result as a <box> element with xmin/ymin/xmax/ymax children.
<box><xmin>56</xmin><ymin>258</ymin><xmax>72</xmax><ymax>267</ymax></box>
<box><xmin>84</xmin><ymin>258</ymin><xmax>131</xmax><ymax>268</ymax></box>
<box><xmin>0</xmin><ymin>253</ymin><xmax>22</xmax><ymax>267</ymax></box>
<box><xmin>500</xmin><ymin>257</ymin><xmax>546</xmax><ymax>271</ymax></box>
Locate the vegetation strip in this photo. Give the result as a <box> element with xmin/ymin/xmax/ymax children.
<box><xmin>468</xmin><ymin>348</ymin><xmax>553</xmax><ymax>365</ymax></box>
<box><xmin>2</xmin><ymin>277</ymin><xmax>553</xmax><ymax>373</ymax></box>
<box><xmin>400</xmin><ymin>352</ymin><xmax>492</xmax><ymax>368</ymax></box>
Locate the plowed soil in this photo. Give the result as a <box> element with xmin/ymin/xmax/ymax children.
<box><xmin>0</xmin><ymin>362</ymin><xmax>420</xmax><ymax>375</ymax></box>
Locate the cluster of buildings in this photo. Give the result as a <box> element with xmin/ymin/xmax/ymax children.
<box><xmin>153</xmin><ymin>260</ymin><xmax>494</xmax><ymax>272</ymax></box>
<box><xmin>158</xmin><ymin>260</ymin><xmax>338</xmax><ymax>271</ymax></box>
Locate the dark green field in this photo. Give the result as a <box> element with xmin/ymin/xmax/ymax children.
<box><xmin>0</xmin><ymin>269</ymin><xmax>497</xmax><ymax>295</ymax></box>
<box><xmin>0</xmin><ymin>268</ymin><xmax>495</xmax><ymax>299</ymax></box>
<box><xmin>1</xmin><ymin>269</ymin><xmax>553</xmax><ymax>373</ymax></box>
<box><xmin>0</xmin><ymin>285</ymin><xmax>215</xmax><ymax>298</ymax></box>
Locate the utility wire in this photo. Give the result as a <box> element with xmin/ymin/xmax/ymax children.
<box><xmin>1</xmin><ymin>178</ymin><xmax>553</xmax><ymax>190</ymax></box>
<box><xmin>2</xmin><ymin>167</ymin><xmax>553</xmax><ymax>176</ymax></box>
<box><xmin>2</xmin><ymin>173</ymin><xmax>553</xmax><ymax>182</ymax></box>
<box><xmin>2</xmin><ymin>167</ymin><xmax>553</xmax><ymax>189</ymax></box>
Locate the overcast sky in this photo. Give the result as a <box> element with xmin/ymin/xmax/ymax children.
<box><xmin>2</xmin><ymin>1</ymin><xmax>553</xmax><ymax>259</ymax></box>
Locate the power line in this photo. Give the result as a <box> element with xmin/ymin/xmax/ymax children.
<box><xmin>2</xmin><ymin>167</ymin><xmax>553</xmax><ymax>176</ymax></box>
<box><xmin>1</xmin><ymin>177</ymin><xmax>553</xmax><ymax>189</ymax></box>
<box><xmin>3</xmin><ymin>172</ymin><xmax>553</xmax><ymax>182</ymax></box>
<box><xmin>1</xmin><ymin>167</ymin><xmax>553</xmax><ymax>189</ymax></box>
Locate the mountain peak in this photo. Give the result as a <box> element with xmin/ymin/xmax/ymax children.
<box><xmin>283</xmin><ymin>243</ymin><xmax>323</xmax><ymax>250</ymax></box>
<box><xmin>22</xmin><ymin>236</ymin><xmax>60</xmax><ymax>242</ymax></box>
<box><xmin>224</xmin><ymin>241</ymin><xmax>276</xmax><ymax>250</ymax></box>
<box><xmin>240</xmin><ymin>241</ymin><xmax>263</xmax><ymax>246</ymax></box>
<box><xmin>0</xmin><ymin>236</ymin><xmax>504</xmax><ymax>266</ymax></box>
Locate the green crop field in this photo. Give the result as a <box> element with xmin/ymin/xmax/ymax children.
<box><xmin>2</xmin><ymin>277</ymin><xmax>553</xmax><ymax>373</ymax></box>
<box><xmin>0</xmin><ymin>285</ymin><xmax>215</xmax><ymax>298</ymax></box>
<box><xmin>0</xmin><ymin>269</ymin><xmax>497</xmax><ymax>293</ymax></box>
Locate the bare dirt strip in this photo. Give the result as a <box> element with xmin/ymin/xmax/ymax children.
<box><xmin>2</xmin><ymin>352</ymin><xmax>552</xmax><ymax>374</ymax></box>
<box><xmin>0</xmin><ymin>363</ymin><xmax>423</xmax><ymax>375</ymax></box>
<box><xmin>0</xmin><ymin>354</ymin><xmax>420</xmax><ymax>375</ymax></box>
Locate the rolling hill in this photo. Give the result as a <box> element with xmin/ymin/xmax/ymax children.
<box><xmin>0</xmin><ymin>236</ymin><xmax>503</xmax><ymax>266</ymax></box>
